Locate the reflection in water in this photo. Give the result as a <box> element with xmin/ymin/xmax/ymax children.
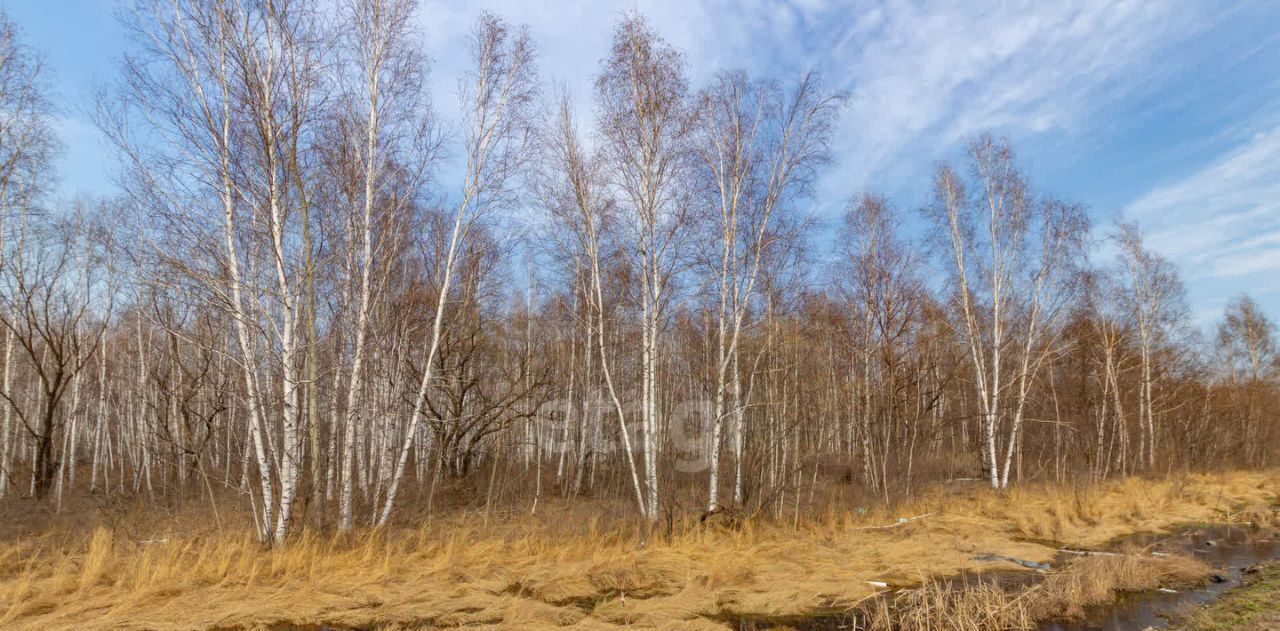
<box><xmin>1038</xmin><ymin>525</ymin><xmax>1280</xmax><ymax>631</ymax></box>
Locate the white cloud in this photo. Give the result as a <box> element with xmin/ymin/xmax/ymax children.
<box><xmin>417</xmin><ymin>0</ymin><xmax>1211</xmax><ymax>206</ymax></box>
<box><xmin>411</xmin><ymin>0</ymin><xmax>1279</xmax><ymax>320</ymax></box>
<box><xmin>1124</xmin><ymin>128</ymin><xmax>1280</xmax><ymax>282</ymax></box>
<box><xmin>1119</xmin><ymin>127</ymin><xmax>1280</xmax><ymax>327</ymax></box>
<box><xmin>819</xmin><ymin>1</ymin><xmax>1210</xmax><ymax>192</ymax></box>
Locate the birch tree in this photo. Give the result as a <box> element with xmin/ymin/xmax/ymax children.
<box><xmin>0</xmin><ymin>213</ymin><xmax>105</xmax><ymax>498</ymax></box>
<box><xmin>927</xmin><ymin>135</ymin><xmax>1086</xmax><ymax>489</ymax></box>
<box><xmin>595</xmin><ymin>14</ymin><xmax>692</xmax><ymax>521</ymax></box>
<box><xmin>1114</xmin><ymin>220</ymin><xmax>1186</xmax><ymax>471</ymax></box>
<box><xmin>332</xmin><ymin>0</ymin><xmax>436</xmax><ymax>531</ymax></box>
<box><xmin>0</xmin><ymin>9</ymin><xmax>58</xmax><ymax>497</ymax></box>
<box><xmin>536</xmin><ymin>94</ymin><xmax>648</xmax><ymax>516</ymax></box>
<box><xmin>693</xmin><ymin>71</ymin><xmax>841</xmax><ymax>510</ymax></box>
<box><xmin>374</xmin><ymin>12</ymin><xmax>537</xmax><ymax>527</ymax></box>
<box><xmin>838</xmin><ymin>193</ymin><xmax>924</xmax><ymax>493</ymax></box>
<box><xmin>105</xmin><ymin>0</ymin><xmax>327</xmax><ymax>543</ymax></box>
<box><xmin>1215</xmin><ymin>294</ymin><xmax>1276</xmax><ymax>465</ymax></box>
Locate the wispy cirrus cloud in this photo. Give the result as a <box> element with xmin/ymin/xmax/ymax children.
<box><xmin>1124</xmin><ymin>127</ymin><xmax>1280</xmax><ymax>285</ymax></box>
<box><xmin>798</xmin><ymin>1</ymin><xmax>1217</xmax><ymax>198</ymax></box>
<box><xmin>413</xmin><ymin>0</ymin><xmax>1278</xmax><ymax>321</ymax></box>
<box><xmin>419</xmin><ymin>0</ymin><xmax>1212</xmax><ymax>199</ymax></box>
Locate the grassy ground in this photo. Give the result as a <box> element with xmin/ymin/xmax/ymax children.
<box><xmin>0</xmin><ymin>470</ymin><xmax>1275</xmax><ymax>630</ymax></box>
<box><xmin>1172</xmin><ymin>561</ymin><xmax>1280</xmax><ymax>631</ymax></box>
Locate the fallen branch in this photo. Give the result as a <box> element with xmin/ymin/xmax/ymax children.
<box><xmin>972</xmin><ymin>554</ymin><xmax>1051</xmax><ymax>571</ymax></box>
<box><xmin>854</xmin><ymin>512</ymin><xmax>936</xmax><ymax>530</ymax></box>
<box><xmin>1059</xmin><ymin>548</ymin><xmax>1170</xmax><ymax>558</ymax></box>
<box><xmin>1057</xmin><ymin>548</ymin><xmax>1119</xmax><ymax>557</ymax></box>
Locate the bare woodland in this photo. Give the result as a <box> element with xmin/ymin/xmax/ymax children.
<box><xmin>0</xmin><ymin>1</ymin><xmax>1277</xmax><ymax>549</ymax></box>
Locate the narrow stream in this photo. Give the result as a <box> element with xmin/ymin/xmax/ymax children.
<box><xmin>722</xmin><ymin>523</ymin><xmax>1280</xmax><ymax>631</ymax></box>
<box><xmin>1038</xmin><ymin>524</ymin><xmax>1280</xmax><ymax>631</ymax></box>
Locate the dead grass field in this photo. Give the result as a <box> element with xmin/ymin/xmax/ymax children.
<box><xmin>0</xmin><ymin>469</ymin><xmax>1275</xmax><ymax>630</ymax></box>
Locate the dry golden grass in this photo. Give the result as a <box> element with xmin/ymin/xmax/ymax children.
<box><xmin>1031</xmin><ymin>553</ymin><xmax>1211</xmax><ymax>620</ymax></box>
<box><xmin>863</xmin><ymin>575</ymin><xmax>1037</xmax><ymax>630</ymax></box>
<box><xmin>0</xmin><ymin>469</ymin><xmax>1275</xmax><ymax>630</ymax></box>
<box><xmin>861</xmin><ymin>553</ymin><xmax>1212</xmax><ymax>630</ymax></box>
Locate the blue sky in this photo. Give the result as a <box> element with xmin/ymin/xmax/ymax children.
<box><xmin>6</xmin><ymin>0</ymin><xmax>1280</xmax><ymax>329</ymax></box>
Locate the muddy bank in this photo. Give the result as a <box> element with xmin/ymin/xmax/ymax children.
<box><xmin>1169</xmin><ymin>559</ymin><xmax>1280</xmax><ymax>630</ymax></box>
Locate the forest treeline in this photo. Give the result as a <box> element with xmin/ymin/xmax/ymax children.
<box><xmin>0</xmin><ymin>1</ymin><xmax>1275</xmax><ymax>545</ymax></box>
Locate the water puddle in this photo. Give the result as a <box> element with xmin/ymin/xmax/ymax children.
<box><xmin>716</xmin><ymin>611</ymin><xmax>858</xmax><ymax>630</ymax></box>
<box><xmin>1038</xmin><ymin>524</ymin><xmax>1280</xmax><ymax>630</ymax></box>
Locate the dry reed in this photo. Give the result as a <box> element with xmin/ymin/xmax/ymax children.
<box><xmin>0</xmin><ymin>469</ymin><xmax>1273</xmax><ymax>630</ymax></box>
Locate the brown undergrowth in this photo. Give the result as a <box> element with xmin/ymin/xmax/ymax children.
<box><xmin>0</xmin><ymin>469</ymin><xmax>1275</xmax><ymax>630</ymax></box>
